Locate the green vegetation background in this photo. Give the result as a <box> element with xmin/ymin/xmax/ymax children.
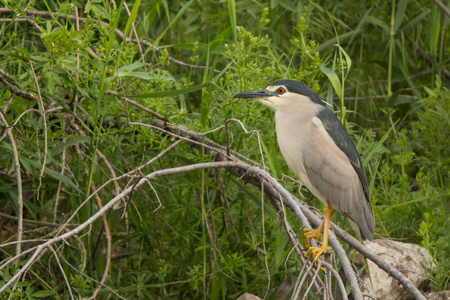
<box><xmin>0</xmin><ymin>0</ymin><xmax>448</xmax><ymax>298</ymax></box>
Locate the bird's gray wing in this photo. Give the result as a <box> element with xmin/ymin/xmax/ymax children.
<box><xmin>303</xmin><ymin>109</ymin><xmax>375</xmax><ymax>240</ymax></box>
<box><xmin>317</xmin><ymin>109</ymin><xmax>370</xmax><ymax>202</ymax></box>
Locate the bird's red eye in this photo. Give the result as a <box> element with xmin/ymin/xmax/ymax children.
<box><xmin>277</xmin><ymin>87</ymin><xmax>286</xmax><ymax>94</ymax></box>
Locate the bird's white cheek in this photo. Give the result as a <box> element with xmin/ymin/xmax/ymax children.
<box><xmin>257</xmin><ymin>98</ymin><xmax>275</xmax><ymax>108</ymax></box>
<box><xmin>270</xmin><ymin>97</ymin><xmax>291</xmax><ymax>110</ymax></box>
<box><xmin>263</xmin><ymin>96</ymin><xmax>288</xmax><ymax>109</ymax></box>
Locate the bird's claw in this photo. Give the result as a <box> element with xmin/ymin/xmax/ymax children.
<box><xmin>303</xmin><ymin>227</ymin><xmax>322</xmax><ymax>248</ymax></box>
<box><xmin>305</xmin><ymin>245</ymin><xmax>327</xmax><ymax>271</ymax></box>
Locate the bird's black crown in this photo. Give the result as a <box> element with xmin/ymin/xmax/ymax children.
<box><xmin>269</xmin><ymin>79</ymin><xmax>324</xmax><ymax>106</ymax></box>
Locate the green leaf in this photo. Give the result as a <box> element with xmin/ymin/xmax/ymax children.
<box><xmin>93</xmin><ymin>4</ymin><xmax>110</xmax><ymax>20</ymax></box>
<box><xmin>99</xmin><ymin>76</ymin><xmax>112</xmax><ymax>99</ymax></box>
<box><xmin>84</xmin><ymin>1</ymin><xmax>92</xmax><ymax>13</ymax></box>
<box><xmin>32</xmin><ymin>290</ymin><xmax>56</xmax><ymax>298</ymax></box>
<box><xmin>400</xmin><ymin>67</ymin><xmax>422</xmax><ymax>99</ymax></box>
<box><xmin>20</xmin><ymin>157</ymin><xmax>81</xmax><ymax>193</ymax></box>
<box><xmin>335</xmin><ymin>44</ymin><xmax>352</xmax><ymax>78</ymax></box>
<box><xmin>429</xmin><ymin>5</ymin><xmax>441</xmax><ymax>55</ymax></box>
<box><xmin>362</xmin><ymin>121</ymin><xmax>397</xmax><ymax>166</ymax></box>
<box><xmin>274</xmin><ymin>230</ymin><xmax>288</xmax><ymax>267</ymax></box>
<box><xmin>117</xmin><ymin>71</ymin><xmax>174</xmax><ymax>81</ymax></box>
<box><xmin>123</xmin><ymin>0</ymin><xmax>141</xmax><ymax>38</ymax></box>
<box><xmin>107</xmin><ymin>0</ymin><xmax>123</xmax><ymax>53</ymax></box>
<box><xmin>153</xmin><ymin>0</ymin><xmax>195</xmax><ymax>46</ymax></box>
<box><xmin>326</xmin><ymin>79</ymin><xmax>334</xmax><ymax>107</ymax></box>
<box><xmin>118</xmin><ymin>62</ymin><xmax>146</xmax><ymax>72</ymax></box>
<box><xmin>316</xmin><ymin>29</ymin><xmax>361</xmax><ymax>52</ymax></box>
<box><xmin>399</xmin><ymin>9</ymin><xmax>430</xmax><ymax>34</ymax></box>
<box><xmin>320</xmin><ymin>65</ymin><xmax>342</xmax><ymax>99</ymax></box>
<box><xmin>394</xmin><ymin>0</ymin><xmax>409</xmax><ymax>33</ymax></box>
<box><xmin>387</xmin><ymin>90</ymin><xmax>402</xmax><ymax>107</ymax></box>
<box><xmin>230</xmin><ymin>177</ymin><xmax>278</xmax><ymax>219</ymax></box>
<box><xmin>365</xmin><ymin>16</ymin><xmax>390</xmax><ymax>33</ymax></box>
<box><xmin>198</xmin><ymin>27</ymin><xmax>232</xmax><ymax>62</ymax></box>
<box><xmin>424</xmin><ymin>86</ymin><xmax>436</xmax><ymax>98</ymax></box>
<box><xmin>227</xmin><ymin>0</ymin><xmax>237</xmax><ymax>42</ymax></box>
<box><xmin>200</xmin><ymin>43</ymin><xmax>211</xmax><ymax>128</ymax></box>
<box><xmin>260</xmin><ymin>140</ymin><xmax>281</xmax><ymax>179</ymax></box>
<box><xmin>212</xmin><ymin>62</ymin><xmax>231</xmax><ymax>82</ymax></box>
<box><xmin>278</xmin><ymin>0</ymin><xmax>297</xmax><ymax>12</ymax></box>
<box><xmin>51</xmin><ymin>136</ymin><xmax>92</xmax><ymax>156</ymax></box>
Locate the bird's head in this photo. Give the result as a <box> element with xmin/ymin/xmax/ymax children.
<box><xmin>233</xmin><ymin>79</ymin><xmax>325</xmax><ymax>111</ymax></box>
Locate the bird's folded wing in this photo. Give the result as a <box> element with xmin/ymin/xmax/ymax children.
<box><xmin>303</xmin><ymin>115</ymin><xmax>375</xmax><ymax>240</ymax></box>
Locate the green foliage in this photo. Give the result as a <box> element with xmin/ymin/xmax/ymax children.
<box><xmin>374</xmin><ymin>78</ymin><xmax>449</xmax><ymax>290</ymax></box>
<box><xmin>0</xmin><ymin>0</ymin><xmax>449</xmax><ymax>297</ymax></box>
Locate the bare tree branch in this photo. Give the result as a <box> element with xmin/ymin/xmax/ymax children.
<box><xmin>107</xmin><ymin>90</ymin><xmax>169</xmax><ymax>121</ymax></box>
<box><xmin>0</xmin><ymin>161</ymin><xmax>247</xmax><ymax>293</ymax></box>
<box><xmin>0</xmin><ymin>74</ymin><xmax>38</xmax><ymax>101</ymax></box>
<box><xmin>145</xmin><ymin>117</ymin><xmax>427</xmax><ymax>300</ymax></box>
<box><xmin>0</xmin><ymin>106</ymin><xmax>429</xmax><ymax>299</ymax></box>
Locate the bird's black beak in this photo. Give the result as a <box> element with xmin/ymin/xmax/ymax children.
<box><xmin>232</xmin><ymin>89</ymin><xmax>274</xmax><ymax>99</ymax></box>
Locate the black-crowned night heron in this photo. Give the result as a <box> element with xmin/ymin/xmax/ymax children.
<box><xmin>233</xmin><ymin>79</ymin><xmax>375</xmax><ymax>265</ymax></box>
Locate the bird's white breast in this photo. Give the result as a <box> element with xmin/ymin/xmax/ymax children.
<box><xmin>274</xmin><ymin>107</ymin><xmax>328</xmax><ymax>204</ymax></box>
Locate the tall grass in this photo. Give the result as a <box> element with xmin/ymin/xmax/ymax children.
<box><xmin>0</xmin><ymin>0</ymin><xmax>448</xmax><ymax>297</ymax></box>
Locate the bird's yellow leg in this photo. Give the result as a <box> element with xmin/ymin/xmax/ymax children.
<box><xmin>304</xmin><ymin>206</ymin><xmax>335</xmax><ymax>266</ymax></box>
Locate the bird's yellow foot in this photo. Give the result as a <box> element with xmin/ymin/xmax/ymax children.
<box><xmin>302</xmin><ymin>206</ymin><xmax>334</xmax><ymax>270</ymax></box>
<box><xmin>304</xmin><ymin>245</ymin><xmax>328</xmax><ymax>266</ymax></box>
<box><xmin>303</xmin><ymin>227</ymin><xmax>322</xmax><ymax>248</ymax></box>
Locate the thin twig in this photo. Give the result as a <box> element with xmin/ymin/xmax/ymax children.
<box><xmin>0</xmin><ymin>245</ymin><xmax>48</xmax><ymax>293</ymax></box>
<box><xmin>25</xmin><ymin>17</ymin><xmax>42</xmax><ymax>33</ymax></box>
<box><xmin>1</xmin><ymin>95</ymin><xmax>14</xmax><ymax>115</ymax></box>
<box><xmin>123</xmin><ymin>2</ymin><xmax>146</xmax><ymax>65</ymax></box>
<box><xmin>88</xmin><ymin>182</ymin><xmax>112</xmax><ymax>300</ymax></box>
<box><xmin>72</xmin><ymin>6</ymin><xmax>80</xmax><ymax>114</ymax></box>
<box><xmin>292</xmin><ymin>262</ymin><xmax>314</xmax><ymax>299</ymax></box>
<box><xmin>321</xmin><ymin>260</ymin><xmax>347</xmax><ymax>300</ymax></box>
<box><xmin>54</xmin><ymin>120</ymin><xmax>66</xmax><ymax>223</ymax></box>
<box><xmin>0</xmin><ymin>112</ymin><xmax>23</xmax><ymax>256</ymax></box>
<box><xmin>260</xmin><ymin>182</ymin><xmax>271</xmax><ymax>300</ymax></box>
<box><xmin>431</xmin><ymin>0</ymin><xmax>450</xmax><ymax>17</ymax></box>
<box><xmin>29</xmin><ymin>61</ymin><xmax>48</xmax><ymax>198</ymax></box>
<box><xmin>302</xmin><ymin>261</ymin><xmax>322</xmax><ymax>299</ymax></box>
<box><xmin>107</xmin><ymin>90</ymin><xmax>169</xmax><ymax>121</ymax></box>
<box><xmin>49</xmin><ymin>246</ymin><xmax>74</xmax><ymax>300</ymax></box>
<box><xmin>70</xmin><ymin>134</ymin><xmax>112</xmax><ymax>298</ymax></box>
<box><xmin>68</xmin><ymin>118</ymin><xmax>122</xmax><ymax>197</ymax></box>
<box><xmin>0</xmin><ymin>212</ymin><xmax>75</xmax><ymax>228</ymax></box>
<box><xmin>53</xmin><ymin>138</ymin><xmax>183</xmax><ymax>237</ymax></box>
<box><xmin>215</xmin><ymin>170</ymin><xmax>239</xmax><ymax>238</ymax></box>
<box><xmin>56</xmin><ymin>248</ymin><xmax>126</xmax><ymax>300</ymax></box>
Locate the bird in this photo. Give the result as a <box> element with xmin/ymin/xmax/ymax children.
<box><xmin>233</xmin><ymin>79</ymin><xmax>375</xmax><ymax>266</ymax></box>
